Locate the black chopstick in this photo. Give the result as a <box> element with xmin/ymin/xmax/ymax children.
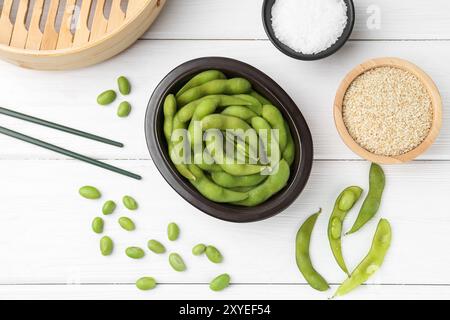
<box><xmin>0</xmin><ymin>126</ymin><xmax>142</xmax><ymax>180</ymax></box>
<box><xmin>0</xmin><ymin>107</ymin><xmax>123</xmax><ymax>148</ymax></box>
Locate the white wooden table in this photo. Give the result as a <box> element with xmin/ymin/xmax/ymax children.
<box><xmin>0</xmin><ymin>0</ymin><xmax>449</xmax><ymax>300</ymax></box>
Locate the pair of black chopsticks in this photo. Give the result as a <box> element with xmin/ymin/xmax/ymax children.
<box><xmin>0</xmin><ymin>107</ymin><xmax>142</xmax><ymax>180</ymax></box>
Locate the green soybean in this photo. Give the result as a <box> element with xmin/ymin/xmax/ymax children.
<box><xmin>126</xmin><ymin>246</ymin><xmax>145</xmax><ymax>259</ymax></box>
<box><xmin>176</xmin><ymin>70</ymin><xmax>226</xmax><ymax>97</ymax></box>
<box><xmin>192</xmin><ymin>244</ymin><xmax>206</xmax><ymax>256</ymax></box>
<box><xmin>117</xmin><ymin>101</ymin><xmax>132</xmax><ymax>117</ymax></box>
<box><xmin>79</xmin><ymin>186</ymin><xmax>101</xmax><ymax>199</ymax></box>
<box><xmin>327</xmin><ymin>186</ymin><xmax>363</xmax><ymax>275</ymax></box>
<box><xmin>177</xmin><ymin>78</ymin><xmax>252</xmax><ymax>107</ymax></box>
<box><xmin>117</xmin><ymin>76</ymin><xmax>131</xmax><ymax>95</ymax></box>
<box><xmin>136</xmin><ymin>277</ymin><xmax>157</xmax><ymax>291</ymax></box>
<box><xmin>334</xmin><ymin>219</ymin><xmax>392</xmax><ymax>298</ymax></box>
<box><xmin>262</xmin><ymin>105</ymin><xmax>287</xmax><ymax>152</ymax></box>
<box><xmin>147</xmin><ymin>240</ymin><xmax>166</xmax><ymax>254</ymax></box>
<box><xmin>347</xmin><ymin>163</ymin><xmax>385</xmax><ymax>235</ymax></box>
<box><xmin>97</xmin><ymin>90</ymin><xmax>116</xmax><ymax>105</ymax></box>
<box><xmin>234</xmin><ymin>159</ymin><xmax>290</xmax><ymax>207</ymax></box>
<box><xmin>296</xmin><ymin>209</ymin><xmax>329</xmax><ymax>292</ymax></box>
<box><xmin>169</xmin><ymin>253</ymin><xmax>186</xmax><ymax>272</ymax></box>
<box><xmin>205</xmin><ymin>245</ymin><xmax>223</xmax><ymax>263</ymax></box>
<box><xmin>210</xmin><ymin>273</ymin><xmax>231</xmax><ymax>292</ymax></box>
<box><xmin>119</xmin><ymin>217</ymin><xmax>135</xmax><ymax>231</ymax></box>
<box><xmin>232</xmin><ymin>94</ymin><xmax>263</xmax><ymax>115</ymax></box>
<box><xmin>92</xmin><ymin>217</ymin><xmax>104</xmax><ymax>234</ymax></box>
<box><xmin>283</xmin><ymin>121</ymin><xmax>295</xmax><ymax>166</ymax></box>
<box><xmin>100</xmin><ymin>236</ymin><xmax>113</xmax><ymax>256</ymax></box>
<box><xmin>102</xmin><ymin>200</ymin><xmax>116</xmax><ymax>215</ymax></box>
<box><xmin>122</xmin><ymin>195</ymin><xmax>138</xmax><ymax>210</ymax></box>
<box><xmin>167</xmin><ymin>222</ymin><xmax>180</xmax><ymax>241</ymax></box>
<box><xmin>188</xmin><ymin>164</ymin><xmax>249</xmax><ymax>203</ymax></box>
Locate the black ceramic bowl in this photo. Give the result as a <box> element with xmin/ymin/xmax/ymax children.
<box><xmin>262</xmin><ymin>0</ymin><xmax>355</xmax><ymax>61</ymax></box>
<box><xmin>145</xmin><ymin>57</ymin><xmax>313</xmax><ymax>223</ymax></box>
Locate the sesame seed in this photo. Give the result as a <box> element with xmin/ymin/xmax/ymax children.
<box><xmin>342</xmin><ymin>67</ymin><xmax>433</xmax><ymax>157</ymax></box>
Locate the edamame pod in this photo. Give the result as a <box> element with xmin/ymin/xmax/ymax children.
<box><xmin>177</xmin><ymin>78</ymin><xmax>252</xmax><ymax>107</ymax></box>
<box><xmin>102</xmin><ymin>200</ymin><xmax>116</xmax><ymax>215</ymax></box>
<box><xmin>347</xmin><ymin>164</ymin><xmax>385</xmax><ymax>234</ymax></box>
<box><xmin>123</xmin><ymin>195</ymin><xmax>138</xmax><ymax>210</ymax></box>
<box><xmin>233</xmin><ymin>160</ymin><xmax>290</xmax><ymax>207</ymax></box>
<box><xmin>221</xmin><ymin>106</ymin><xmax>258</xmax><ymax>121</ymax></box>
<box><xmin>176</xmin><ymin>70</ymin><xmax>226</xmax><ymax>97</ymax></box>
<box><xmin>328</xmin><ymin>186</ymin><xmax>363</xmax><ymax>275</ymax></box>
<box><xmin>126</xmin><ymin>247</ymin><xmax>145</xmax><ymax>259</ymax></box>
<box><xmin>210</xmin><ymin>274</ymin><xmax>231</xmax><ymax>292</ymax></box>
<box><xmin>117</xmin><ymin>76</ymin><xmax>131</xmax><ymax>95</ymax></box>
<box><xmin>169</xmin><ymin>253</ymin><xmax>186</xmax><ymax>272</ymax></box>
<box><xmin>147</xmin><ymin>240</ymin><xmax>166</xmax><ymax>254</ymax></box>
<box><xmin>97</xmin><ymin>90</ymin><xmax>117</xmax><ymax>105</ymax></box>
<box><xmin>232</xmin><ymin>94</ymin><xmax>263</xmax><ymax>115</ymax></box>
<box><xmin>334</xmin><ymin>219</ymin><xmax>392</xmax><ymax>298</ymax></box>
<box><xmin>205</xmin><ymin>245</ymin><xmax>223</xmax><ymax>263</ymax></box>
<box><xmin>211</xmin><ymin>171</ymin><xmax>267</xmax><ymax>188</ymax></box>
<box><xmin>262</xmin><ymin>105</ymin><xmax>287</xmax><ymax>152</ymax></box>
<box><xmin>188</xmin><ymin>164</ymin><xmax>249</xmax><ymax>203</ymax></box>
<box><xmin>250</xmin><ymin>91</ymin><xmax>272</xmax><ymax>106</ymax></box>
<box><xmin>296</xmin><ymin>209</ymin><xmax>329</xmax><ymax>292</ymax></box>
<box><xmin>167</xmin><ymin>222</ymin><xmax>180</xmax><ymax>241</ymax></box>
<box><xmin>100</xmin><ymin>236</ymin><xmax>113</xmax><ymax>256</ymax></box>
<box><xmin>79</xmin><ymin>186</ymin><xmax>101</xmax><ymax>199</ymax></box>
<box><xmin>92</xmin><ymin>217</ymin><xmax>104</xmax><ymax>234</ymax></box>
<box><xmin>283</xmin><ymin>121</ymin><xmax>295</xmax><ymax>166</ymax></box>
<box><xmin>136</xmin><ymin>277</ymin><xmax>157</xmax><ymax>291</ymax></box>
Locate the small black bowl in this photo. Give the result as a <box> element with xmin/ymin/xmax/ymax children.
<box><xmin>145</xmin><ymin>57</ymin><xmax>313</xmax><ymax>223</ymax></box>
<box><xmin>262</xmin><ymin>0</ymin><xmax>355</xmax><ymax>61</ymax></box>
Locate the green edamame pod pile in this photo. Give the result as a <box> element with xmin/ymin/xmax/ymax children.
<box><xmin>163</xmin><ymin>70</ymin><xmax>296</xmax><ymax>206</ymax></box>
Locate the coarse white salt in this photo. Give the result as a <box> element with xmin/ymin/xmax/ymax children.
<box><xmin>271</xmin><ymin>0</ymin><xmax>348</xmax><ymax>55</ymax></box>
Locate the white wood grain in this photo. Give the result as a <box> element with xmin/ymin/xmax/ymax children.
<box><xmin>144</xmin><ymin>0</ymin><xmax>450</xmax><ymax>40</ymax></box>
<box><xmin>1</xmin><ymin>284</ymin><xmax>449</xmax><ymax>300</ymax></box>
<box><xmin>1</xmin><ymin>160</ymin><xmax>449</xmax><ymax>289</ymax></box>
<box><xmin>0</xmin><ymin>40</ymin><xmax>448</xmax><ymax>161</ymax></box>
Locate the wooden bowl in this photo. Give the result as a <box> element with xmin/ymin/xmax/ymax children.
<box><xmin>334</xmin><ymin>57</ymin><xmax>442</xmax><ymax>164</ymax></box>
<box><xmin>0</xmin><ymin>0</ymin><xmax>166</xmax><ymax>70</ymax></box>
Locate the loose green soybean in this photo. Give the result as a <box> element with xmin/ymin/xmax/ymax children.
<box><xmin>327</xmin><ymin>186</ymin><xmax>363</xmax><ymax>275</ymax></box>
<box><xmin>177</xmin><ymin>78</ymin><xmax>252</xmax><ymax>107</ymax></box>
<box><xmin>100</xmin><ymin>236</ymin><xmax>113</xmax><ymax>256</ymax></box>
<box><xmin>102</xmin><ymin>200</ymin><xmax>116</xmax><ymax>215</ymax></box>
<box><xmin>117</xmin><ymin>76</ymin><xmax>131</xmax><ymax>95</ymax></box>
<box><xmin>136</xmin><ymin>277</ymin><xmax>157</xmax><ymax>291</ymax></box>
<box><xmin>169</xmin><ymin>253</ymin><xmax>186</xmax><ymax>272</ymax></box>
<box><xmin>347</xmin><ymin>163</ymin><xmax>385</xmax><ymax>234</ymax></box>
<box><xmin>147</xmin><ymin>240</ymin><xmax>166</xmax><ymax>254</ymax></box>
<box><xmin>117</xmin><ymin>101</ymin><xmax>132</xmax><ymax>117</ymax></box>
<box><xmin>334</xmin><ymin>219</ymin><xmax>392</xmax><ymax>298</ymax></box>
<box><xmin>210</xmin><ymin>273</ymin><xmax>231</xmax><ymax>292</ymax></box>
<box><xmin>122</xmin><ymin>195</ymin><xmax>138</xmax><ymax>210</ymax></box>
<box><xmin>79</xmin><ymin>186</ymin><xmax>101</xmax><ymax>199</ymax></box>
<box><xmin>176</xmin><ymin>70</ymin><xmax>226</xmax><ymax>97</ymax></box>
<box><xmin>126</xmin><ymin>246</ymin><xmax>145</xmax><ymax>259</ymax></box>
<box><xmin>205</xmin><ymin>245</ymin><xmax>223</xmax><ymax>263</ymax></box>
<box><xmin>167</xmin><ymin>222</ymin><xmax>180</xmax><ymax>241</ymax></box>
<box><xmin>92</xmin><ymin>217</ymin><xmax>104</xmax><ymax>234</ymax></box>
<box><xmin>97</xmin><ymin>90</ymin><xmax>116</xmax><ymax>105</ymax></box>
<box><xmin>296</xmin><ymin>209</ymin><xmax>329</xmax><ymax>292</ymax></box>
<box><xmin>119</xmin><ymin>217</ymin><xmax>135</xmax><ymax>231</ymax></box>
<box><xmin>192</xmin><ymin>244</ymin><xmax>206</xmax><ymax>256</ymax></box>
